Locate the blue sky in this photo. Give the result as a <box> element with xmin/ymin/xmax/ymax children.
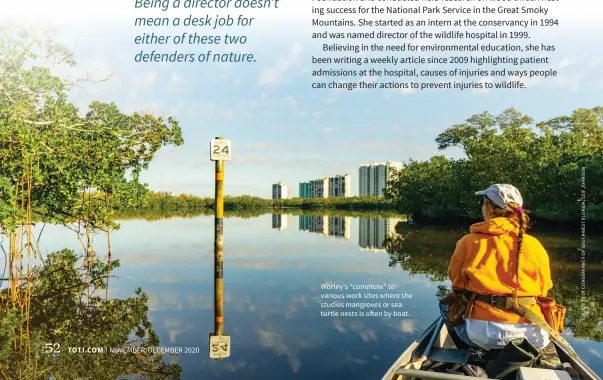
<box><xmin>3</xmin><ymin>0</ymin><xmax>603</xmax><ymax>197</ymax></box>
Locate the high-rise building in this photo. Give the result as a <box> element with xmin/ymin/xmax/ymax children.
<box><xmin>272</xmin><ymin>181</ymin><xmax>290</xmax><ymax>199</ymax></box>
<box><xmin>358</xmin><ymin>217</ymin><xmax>405</xmax><ymax>252</ymax></box>
<box><xmin>358</xmin><ymin>162</ymin><xmax>403</xmax><ymax>197</ymax></box>
<box><xmin>328</xmin><ymin>174</ymin><xmax>351</xmax><ymax>197</ymax></box>
<box><xmin>309</xmin><ymin>178</ymin><xmax>328</xmax><ymax>198</ymax></box>
<box><xmin>299</xmin><ymin>182</ymin><xmax>310</xmax><ymax>198</ymax></box>
<box><xmin>272</xmin><ymin>214</ymin><xmax>289</xmax><ymax>231</ymax></box>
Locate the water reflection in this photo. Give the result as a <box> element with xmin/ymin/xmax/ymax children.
<box><xmin>4</xmin><ymin>213</ymin><xmax>601</xmax><ymax>379</ymax></box>
<box><xmin>298</xmin><ymin>215</ymin><xmax>351</xmax><ymax>239</ymax></box>
<box><xmin>294</xmin><ymin>215</ymin><xmax>409</xmax><ymax>249</ymax></box>
<box><xmin>358</xmin><ymin>217</ymin><xmax>407</xmax><ymax>252</ymax></box>
<box><xmin>272</xmin><ymin>214</ymin><xmax>289</xmax><ymax>231</ymax></box>
<box><xmin>0</xmin><ymin>247</ymin><xmax>182</xmax><ymax>379</ymax></box>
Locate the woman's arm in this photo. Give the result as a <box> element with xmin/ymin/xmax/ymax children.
<box><xmin>448</xmin><ymin>236</ymin><xmax>468</xmax><ymax>290</ymax></box>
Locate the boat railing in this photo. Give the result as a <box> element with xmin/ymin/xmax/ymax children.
<box><xmin>393</xmin><ymin>368</ymin><xmax>497</xmax><ymax>380</ymax></box>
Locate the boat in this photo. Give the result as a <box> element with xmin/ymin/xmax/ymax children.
<box><xmin>382</xmin><ymin>316</ymin><xmax>601</xmax><ymax>380</ymax></box>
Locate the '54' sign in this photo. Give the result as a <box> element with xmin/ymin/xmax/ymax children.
<box><xmin>209</xmin><ymin>334</ymin><xmax>230</xmax><ymax>359</ymax></box>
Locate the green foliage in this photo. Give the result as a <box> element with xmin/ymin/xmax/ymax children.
<box><xmin>0</xmin><ymin>176</ymin><xmax>21</xmax><ymax>233</ymax></box>
<box><xmin>112</xmin><ymin>192</ymin><xmax>395</xmax><ymax>213</ymax></box>
<box><xmin>114</xmin><ymin>207</ymin><xmax>405</xmax><ymax>222</ymax></box>
<box><xmin>0</xmin><ymin>27</ymin><xmax>183</xmax><ymax>378</ymax></box>
<box><xmin>385</xmin><ymin>107</ymin><xmax>603</xmax><ymax>221</ymax></box>
<box><xmin>0</xmin><ymin>249</ymin><xmax>182</xmax><ymax>378</ymax></box>
<box><xmin>274</xmin><ymin>195</ymin><xmax>394</xmax><ymax>210</ymax></box>
<box><xmin>0</xmin><ymin>27</ymin><xmax>183</xmax><ymax>232</ymax></box>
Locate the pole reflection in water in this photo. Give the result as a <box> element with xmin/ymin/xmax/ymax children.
<box><xmin>209</xmin><ymin>137</ymin><xmax>230</xmax><ymax>360</ymax></box>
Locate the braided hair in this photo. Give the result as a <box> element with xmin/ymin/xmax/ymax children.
<box><xmin>483</xmin><ymin>198</ymin><xmax>530</xmax><ymax>291</ymax></box>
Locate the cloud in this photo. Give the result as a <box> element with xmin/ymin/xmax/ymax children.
<box><xmin>331</xmin><ymin>320</ymin><xmax>378</xmax><ymax>342</ymax></box>
<box><xmin>238</xmin><ymin>143</ymin><xmax>284</xmax><ymax>153</ymax></box>
<box><xmin>399</xmin><ymin>320</ymin><xmax>416</xmax><ymax>334</ymax></box>
<box><xmin>285</xmin><ymin>96</ymin><xmax>299</xmax><ymax>107</ymax></box>
<box><xmin>256</xmin><ymin>327</ymin><xmax>323</xmax><ymax>373</ymax></box>
<box><xmin>588</xmin><ymin>348</ymin><xmax>603</xmax><ymax>359</ymax></box>
<box><xmin>148</xmin><ymin>291</ymin><xmax>212</xmax><ymax>312</ymax></box>
<box><xmin>555</xmin><ymin>58</ymin><xmax>573</xmax><ymax>70</ymax></box>
<box><xmin>250</xmin><ymin>93</ymin><xmax>268</xmax><ymax>107</ymax></box>
<box><xmin>258</xmin><ymin>42</ymin><xmax>302</xmax><ymax>86</ymax></box>
<box><xmin>138</xmin><ymin>70</ymin><xmax>157</xmax><ymax>87</ymax></box>
<box><xmin>168</xmin><ymin>72</ymin><xmax>186</xmax><ymax>92</ymax></box>
<box><xmin>334</xmin><ymin>139</ymin><xmax>436</xmax><ymax>156</ymax></box>
<box><xmin>324</xmin><ymin>127</ymin><xmax>333</xmax><ymax>133</ymax></box>
<box><xmin>589</xmin><ymin>59</ymin><xmax>602</xmax><ymax>68</ymax></box>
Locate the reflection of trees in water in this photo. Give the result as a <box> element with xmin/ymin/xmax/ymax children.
<box><xmin>384</xmin><ymin>226</ymin><xmax>463</xmax><ymax>282</ymax></box>
<box><xmin>114</xmin><ymin>205</ymin><xmax>405</xmax><ymax>222</ymax></box>
<box><xmin>0</xmin><ymin>249</ymin><xmax>181</xmax><ymax>379</ymax></box>
<box><xmin>384</xmin><ymin>222</ymin><xmax>603</xmax><ymax>342</ymax></box>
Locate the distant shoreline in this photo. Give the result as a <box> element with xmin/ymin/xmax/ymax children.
<box><xmin>112</xmin><ymin>193</ymin><xmax>603</xmax><ymax>227</ymax></box>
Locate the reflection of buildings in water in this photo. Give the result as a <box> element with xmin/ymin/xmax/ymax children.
<box><xmin>328</xmin><ymin>216</ymin><xmax>350</xmax><ymax>239</ymax></box>
<box><xmin>359</xmin><ymin>217</ymin><xmax>405</xmax><ymax>252</ymax></box>
<box><xmin>298</xmin><ymin>215</ymin><xmax>350</xmax><ymax>239</ymax></box>
<box><xmin>272</xmin><ymin>214</ymin><xmax>289</xmax><ymax>231</ymax></box>
<box><xmin>299</xmin><ymin>215</ymin><xmax>309</xmax><ymax>231</ymax></box>
<box><xmin>309</xmin><ymin>216</ymin><xmax>329</xmax><ymax>236</ymax></box>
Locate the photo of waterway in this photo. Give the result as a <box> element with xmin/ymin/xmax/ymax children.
<box><xmin>8</xmin><ymin>212</ymin><xmax>601</xmax><ymax>379</ymax></box>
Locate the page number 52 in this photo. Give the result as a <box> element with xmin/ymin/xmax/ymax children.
<box><xmin>43</xmin><ymin>343</ymin><xmax>60</xmax><ymax>354</ymax></box>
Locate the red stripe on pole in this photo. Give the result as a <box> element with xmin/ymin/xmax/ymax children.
<box><xmin>216</xmin><ymin>316</ymin><xmax>223</xmax><ymax>322</ymax></box>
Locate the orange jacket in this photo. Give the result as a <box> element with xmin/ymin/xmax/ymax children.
<box><xmin>448</xmin><ymin>217</ymin><xmax>553</xmax><ymax>324</ymax></box>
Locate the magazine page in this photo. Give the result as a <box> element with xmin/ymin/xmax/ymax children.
<box><xmin>1</xmin><ymin>0</ymin><xmax>602</xmax><ymax>379</ymax></box>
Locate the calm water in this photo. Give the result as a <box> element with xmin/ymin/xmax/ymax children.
<box><xmin>17</xmin><ymin>213</ymin><xmax>603</xmax><ymax>378</ymax></box>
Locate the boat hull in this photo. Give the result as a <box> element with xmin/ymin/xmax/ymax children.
<box><xmin>382</xmin><ymin>317</ymin><xmax>600</xmax><ymax>380</ymax></box>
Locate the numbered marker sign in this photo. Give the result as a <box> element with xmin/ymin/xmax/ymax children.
<box><xmin>210</xmin><ymin>139</ymin><xmax>232</xmax><ymax>161</ymax></box>
<box><xmin>209</xmin><ymin>334</ymin><xmax>230</xmax><ymax>359</ymax></box>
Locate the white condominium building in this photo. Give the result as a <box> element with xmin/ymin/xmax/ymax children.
<box><xmin>358</xmin><ymin>161</ymin><xmax>403</xmax><ymax>197</ymax></box>
<box><xmin>272</xmin><ymin>181</ymin><xmax>290</xmax><ymax>199</ymax></box>
<box><xmin>328</xmin><ymin>174</ymin><xmax>351</xmax><ymax>197</ymax></box>
<box><xmin>309</xmin><ymin>178</ymin><xmax>329</xmax><ymax>198</ymax></box>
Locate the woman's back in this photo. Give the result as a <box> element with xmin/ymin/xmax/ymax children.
<box><xmin>442</xmin><ymin>184</ymin><xmax>558</xmax><ymax>351</ymax></box>
<box><xmin>450</xmin><ymin>216</ymin><xmax>553</xmax><ymax>324</ymax></box>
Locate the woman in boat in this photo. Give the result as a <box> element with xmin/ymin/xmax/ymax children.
<box><xmin>441</xmin><ymin>184</ymin><xmax>554</xmax><ymax>351</ymax></box>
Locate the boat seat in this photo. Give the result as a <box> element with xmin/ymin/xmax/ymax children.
<box><xmin>429</xmin><ymin>347</ymin><xmax>470</xmax><ymax>365</ymax></box>
<box><xmin>427</xmin><ymin>341</ymin><xmax>563</xmax><ymax>370</ymax></box>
